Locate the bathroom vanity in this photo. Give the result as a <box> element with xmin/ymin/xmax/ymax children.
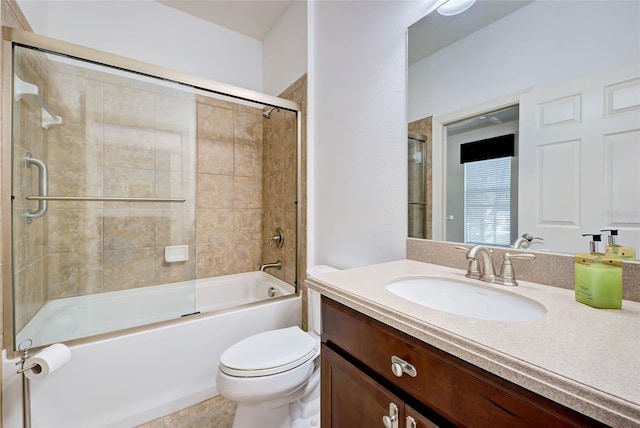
<box><xmin>306</xmin><ymin>260</ymin><xmax>640</xmax><ymax>427</ymax></box>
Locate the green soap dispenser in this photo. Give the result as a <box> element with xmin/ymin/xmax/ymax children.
<box><xmin>601</xmin><ymin>228</ymin><xmax>636</xmax><ymax>260</ymax></box>
<box><xmin>575</xmin><ymin>234</ymin><xmax>622</xmax><ymax>309</ymax></box>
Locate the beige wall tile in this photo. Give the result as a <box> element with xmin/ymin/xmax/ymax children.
<box><xmin>196</xmin><ymin>243</ymin><xmax>234</xmax><ymax>278</ymax></box>
<box><xmin>155</xmin><ymin>130</ymin><xmax>195</xmax><ymax>173</ymax></box>
<box><xmin>47</xmin><ymin>208</ymin><xmax>103</xmax><ymax>253</ymax></box>
<box><xmin>233</xmin><ymin>110</ymin><xmax>262</xmax><ymax>144</ymax></box>
<box><xmin>103</xmin><ymin>248</ymin><xmax>155</xmax><ymax>291</ymax></box>
<box><xmin>47</xmin><ymin>122</ymin><xmax>104</xmax><ymax>166</ymax></box>
<box><xmin>104</xmin><ymin>167</ymin><xmax>154</xmax><ymax>197</ymax></box>
<box><xmin>197</xmin><ymin>103</ymin><xmax>233</xmax><ymax>142</ymax></box>
<box><xmin>196</xmin><ymin>209</ymin><xmax>233</xmax><ymax>245</ymax></box>
<box><xmin>46</xmin><ymin>251</ymin><xmax>103</xmax><ymax>299</ymax></box>
<box><xmin>154</xmin><ymin>171</ymin><xmax>195</xmax><ymax>202</ymax></box>
<box><xmin>266</xmin><ymin>173</ymin><xmax>284</xmax><ymax>210</ymax></box>
<box><xmin>232</xmin><ymin>241</ymin><xmax>261</xmax><ymax>273</ymax></box>
<box><xmin>103</xmin><ymin>209</ymin><xmax>155</xmax><ymax>250</ymax></box>
<box><xmin>234</xmin><ymin>143</ymin><xmax>262</xmax><ymax>178</ymax></box>
<box><xmin>155</xmin><ymin>209</ymin><xmax>196</xmax><ymax>247</ymax></box>
<box><xmin>104</xmin><ymin>125</ymin><xmax>154</xmax><ymax>169</ymax></box>
<box><xmin>197</xmin><ymin>174</ymin><xmax>234</xmax><ymax>209</ymax></box>
<box><xmin>25</xmin><ymin>213</ymin><xmax>44</xmax><ymax>262</ymax></box>
<box><xmin>234</xmin><ymin>209</ymin><xmax>262</xmax><ymax>243</ymax></box>
<box><xmin>48</xmin><ymin>163</ymin><xmax>104</xmax><ymax>198</ymax></box>
<box><xmin>154</xmin><ymin>93</ymin><xmax>195</xmax><ymax>134</ymax></box>
<box><xmin>234</xmin><ymin>176</ymin><xmax>262</xmax><ymax>209</ymax></box>
<box><xmin>103</xmin><ymin>82</ymin><xmax>155</xmax><ymax>128</ymax></box>
<box><xmin>266</xmin><ymin>136</ymin><xmax>284</xmax><ymax>175</ymax></box>
<box><xmin>197</xmin><ymin>138</ymin><xmax>234</xmax><ymax>175</ymax></box>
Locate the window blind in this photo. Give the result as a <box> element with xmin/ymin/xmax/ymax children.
<box><xmin>464</xmin><ymin>157</ymin><xmax>511</xmax><ymax>246</ymax></box>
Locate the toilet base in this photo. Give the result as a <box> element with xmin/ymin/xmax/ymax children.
<box><xmin>290</xmin><ymin>396</ymin><xmax>320</xmax><ymax>428</ymax></box>
<box><xmin>231</xmin><ymin>370</ymin><xmax>320</xmax><ymax>428</ymax></box>
<box><xmin>232</xmin><ymin>402</ymin><xmax>290</xmax><ymax>428</ymax></box>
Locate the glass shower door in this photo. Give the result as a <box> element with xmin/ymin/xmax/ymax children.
<box><xmin>408</xmin><ymin>134</ymin><xmax>427</xmax><ymax>239</ymax></box>
<box><xmin>11</xmin><ymin>45</ymin><xmax>197</xmax><ymax>349</ymax></box>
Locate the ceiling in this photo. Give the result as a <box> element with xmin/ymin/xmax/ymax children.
<box><xmin>156</xmin><ymin>1</ymin><xmax>534</xmax><ymax>54</ymax></box>
<box><xmin>156</xmin><ymin>0</ymin><xmax>293</xmax><ymax>41</ymax></box>
<box><xmin>408</xmin><ymin>0</ymin><xmax>535</xmax><ymax>65</ymax></box>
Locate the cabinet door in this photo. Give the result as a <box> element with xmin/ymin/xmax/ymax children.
<box><xmin>322</xmin><ymin>344</ymin><xmax>405</xmax><ymax>428</ymax></box>
<box><xmin>406</xmin><ymin>405</ymin><xmax>439</xmax><ymax>428</ymax></box>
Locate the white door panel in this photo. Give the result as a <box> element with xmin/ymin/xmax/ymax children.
<box><xmin>520</xmin><ymin>62</ymin><xmax>640</xmax><ymax>255</ymax></box>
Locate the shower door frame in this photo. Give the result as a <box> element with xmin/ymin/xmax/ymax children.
<box><xmin>2</xmin><ymin>27</ymin><xmax>303</xmax><ymax>357</ymax></box>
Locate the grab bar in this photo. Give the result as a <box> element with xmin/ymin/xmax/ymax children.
<box><xmin>25</xmin><ymin>153</ymin><xmax>48</xmax><ymax>223</ymax></box>
<box><xmin>25</xmin><ymin>196</ymin><xmax>185</xmax><ymax>203</ymax></box>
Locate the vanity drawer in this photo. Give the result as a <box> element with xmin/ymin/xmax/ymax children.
<box><xmin>321</xmin><ymin>297</ymin><xmax>605</xmax><ymax>427</ymax></box>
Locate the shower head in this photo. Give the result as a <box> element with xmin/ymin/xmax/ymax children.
<box><xmin>262</xmin><ymin>107</ymin><xmax>279</xmax><ymax>119</ymax></box>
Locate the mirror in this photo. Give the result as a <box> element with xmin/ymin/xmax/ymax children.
<box><xmin>408</xmin><ymin>0</ymin><xmax>640</xmax><ymax>258</ymax></box>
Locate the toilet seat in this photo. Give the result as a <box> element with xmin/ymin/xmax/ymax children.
<box><xmin>220</xmin><ymin>326</ymin><xmax>319</xmax><ymax>377</ymax></box>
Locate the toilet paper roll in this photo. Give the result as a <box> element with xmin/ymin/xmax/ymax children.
<box><xmin>23</xmin><ymin>343</ymin><xmax>71</xmax><ymax>381</ymax></box>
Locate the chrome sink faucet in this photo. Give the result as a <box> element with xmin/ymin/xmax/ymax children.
<box><xmin>457</xmin><ymin>245</ymin><xmax>535</xmax><ymax>286</ymax></box>
<box><xmin>462</xmin><ymin>245</ymin><xmax>496</xmax><ymax>283</ymax></box>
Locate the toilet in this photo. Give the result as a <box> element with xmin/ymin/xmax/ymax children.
<box><xmin>216</xmin><ymin>265</ymin><xmax>338</xmax><ymax>428</ymax></box>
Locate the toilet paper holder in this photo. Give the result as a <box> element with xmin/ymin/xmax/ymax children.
<box><xmin>16</xmin><ymin>339</ymin><xmax>47</xmax><ymax>428</ymax></box>
<box><xmin>16</xmin><ymin>339</ymin><xmax>43</xmax><ymax>374</ymax></box>
<box><xmin>15</xmin><ymin>340</ymin><xmax>72</xmax><ymax>428</ymax></box>
<box><xmin>16</xmin><ymin>339</ymin><xmax>35</xmax><ymax>428</ymax></box>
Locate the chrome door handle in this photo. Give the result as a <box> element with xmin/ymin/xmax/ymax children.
<box><xmin>391</xmin><ymin>356</ymin><xmax>417</xmax><ymax>378</ymax></box>
<box><xmin>406</xmin><ymin>416</ymin><xmax>417</xmax><ymax>428</ymax></box>
<box><xmin>25</xmin><ymin>152</ymin><xmax>48</xmax><ymax>223</ymax></box>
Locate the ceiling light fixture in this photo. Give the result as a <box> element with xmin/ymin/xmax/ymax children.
<box><xmin>437</xmin><ymin>0</ymin><xmax>477</xmax><ymax>16</ymax></box>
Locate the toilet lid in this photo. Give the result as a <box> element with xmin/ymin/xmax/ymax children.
<box><xmin>219</xmin><ymin>326</ymin><xmax>319</xmax><ymax>377</ymax></box>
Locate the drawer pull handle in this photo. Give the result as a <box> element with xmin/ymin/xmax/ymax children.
<box><xmin>382</xmin><ymin>402</ymin><xmax>399</xmax><ymax>428</ymax></box>
<box><xmin>406</xmin><ymin>416</ymin><xmax>417</xmax><ymax>428</ymax></box>
<box><xmin>391</xmin><ymin>356</ymin><xmax>417</xmax><ymax>378</ymax></box>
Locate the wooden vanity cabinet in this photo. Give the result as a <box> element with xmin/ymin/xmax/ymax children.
<box><xmin>322</xmin><ymin>344</ymin><xmax>440</xmax><ymax>428</ymax></box>
<box><xmin>320</xmin><ymin>297</ymin><xmax>606</xmax><ymax>428</ymax></box>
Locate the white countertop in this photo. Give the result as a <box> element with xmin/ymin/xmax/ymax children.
<box><xmin>305</xmin><ymin>259</ymin><xmax>640</xmax><ymax>427</ymax></box>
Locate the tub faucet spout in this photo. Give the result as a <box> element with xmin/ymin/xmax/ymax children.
<box><xmin>260</xmin><ymin>260</ymin><xmax>282</xmax><ymax>272</ymax></box>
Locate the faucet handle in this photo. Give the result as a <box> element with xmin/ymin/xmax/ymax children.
<box><xmin>268</xmin><ymin>228</ymin><xmax>284</xmax><ymax>248</ymax></box>
<box><xmin>498</xmin><ymin>252</ymin><xmax>535</xmax><ymax>286</ymax></box>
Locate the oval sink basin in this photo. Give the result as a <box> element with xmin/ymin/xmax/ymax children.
<box><xmin>386</xmin><ymin>277</ymin><xmax>545</xmax><ymax>322</ymax></box>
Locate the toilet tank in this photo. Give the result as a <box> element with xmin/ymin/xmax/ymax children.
<box><xmin>306</xmin><ymin>265</ymin><xmax>339</xmax><ymax>335</ymax></box>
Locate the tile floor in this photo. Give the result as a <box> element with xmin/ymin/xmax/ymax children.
<box><xmin>136</xmin><ymin>395</ymin><xmax>236</xmax><ymax>428</ymax></box>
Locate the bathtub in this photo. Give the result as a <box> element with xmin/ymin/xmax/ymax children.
<box><xmin>2</xmin><ymin>271</ymin><xmax>300</xmax><ymax>427</ymax></box>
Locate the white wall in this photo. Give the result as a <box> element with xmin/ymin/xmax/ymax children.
<box><xmin>263</xmin><ymin>0</ymin><xmax>307</xmax><ymax>96</ymax></box>
<box><xmin>16</xmin><ymin>0</ymin><xmax>264</xmax><ymax>91</ymax></box>
<box><xmin>408</xmin><ymin>1</ymin><xmax>640</xmax><ymax>121</ymax></box>
<box><xmin>308</xmin><ymin>0</ymin><xmax>435</xmax><ymax>269</ymax></box>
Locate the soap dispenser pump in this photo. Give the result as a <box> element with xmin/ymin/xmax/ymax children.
<box><xmin>601</xmin><ymin>228</ymin><xmax>636</xmax><ymax>260</ymax></box>
<box><xmin>575</xmin><ymin>234</ymin><xmax>622</xmax><ymax>309</ymax></box>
